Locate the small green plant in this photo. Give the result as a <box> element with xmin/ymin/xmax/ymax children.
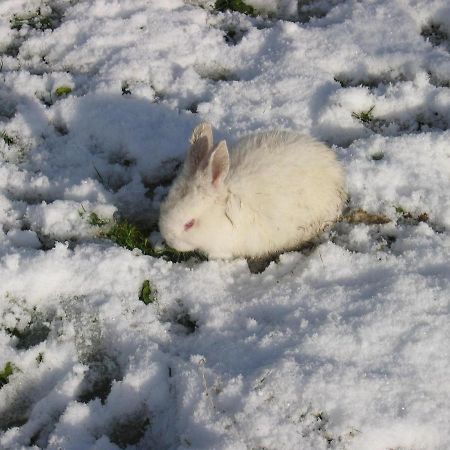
<box><xmin>352</xmin><ymin>105</ymin><xmax>375</xmax><ymax>123</ymax></box>
<box><xmin>395</xmin><ymin>206</ymin><xmax>407</xmax><ymax>216</ymax></box>
<box><xmin>87</xmin><ymin>212</ymin><xmax>110</xmax><ymax>227</ymax></box>
<box><xmin>1</xmin><ymin>131</ymin><xmax>14</xmax><ymax>145</ymax></box>
<box><xmin>214</xmin><ymin>0</ymin><xmax>256</xmax><ymax>15</ymax></box>
<box><xmin>78</xmin><ymin>205</ymin><xmax>110</xmax><ymax>227</ymax></box>
<box><xmin>0</xmin><ymin>362</ymin><xmax>15</xmax><ymax>388</ymax></box>
<box><xmin>394</xmin><ymin>206</ymin><xmax>429</xmax><ymax>222</ymax></box>
<box><xmin>139</xmin><ymin>280</ymin><xmax>156</xmax><ymax>305</ymax></box>
<box><xmin>54</xmin><ymin>86</ymin><xmax>72</xmax><ymax>97</ymax></box>
<box><xmin>10</xmin><ymin>7</ymin><xmax>60</xmax><ymax>31</ymax></box>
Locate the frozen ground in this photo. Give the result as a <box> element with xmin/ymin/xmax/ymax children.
<box><xmin>0</xmin><ymin>0</ymin><xmax>450</xmax><ymax>449</ymax></box>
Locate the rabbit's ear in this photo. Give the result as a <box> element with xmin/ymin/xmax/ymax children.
<box><xmin>186</xmin><ymin>122</ymin><xmax>213</xmax><ymax>175</ymax></box>
<box><xmin>208</xmin><ymin>140</ymin><xmax>229</xmax><ymax>187</ymax></box>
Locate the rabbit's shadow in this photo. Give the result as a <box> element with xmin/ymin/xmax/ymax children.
<box><xmin>246</xmin><ymin>236</ymin><xmax>326</xmax><ymax>274</ymax></box>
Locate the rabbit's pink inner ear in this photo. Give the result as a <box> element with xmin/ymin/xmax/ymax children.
<box><xmin>210</xmin><ymin>140</ymin><xmax>229</xmax><ymax>187</ymax></box>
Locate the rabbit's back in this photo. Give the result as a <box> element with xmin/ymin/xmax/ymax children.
<box><xmin>229</xmin><ymin>131</ymin><xmax>338</xmax><ymax>184</ymax></box>
<box><xmin>225</xmin><ymin>131</ymin><xmax>346</xmax><ymax>256</ymax></box>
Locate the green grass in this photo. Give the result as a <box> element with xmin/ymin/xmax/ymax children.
<box><xmin>394</xmin><ymin>206</ymin><xmax>429</xmax><ymax>222</ymax></box>
<box><xmin>395</xmin><ymin>206</ymin><xmax>408</xmax><ymax>215</ymax></box>
<box><xmin>139</xmin><ymin>280</ymin><xmax>157</xmax><ymax>305</ymax></box>
<box><xmin>0</xmin><ymin>362</ymin><xmax>15</xmax><ymax>388</ymax></box>
<box><xmin>214</xmin><ymin>0</ymin><xmax>256</xmax><ymax>16</ymax></box>
<box><xmin>79</xmin><ymin>207</ymin><xmax>205</xmax><ymax>263</ymax></box>
<box><xmin>54</xmin><ymin>86</ymin><xmax>72</xmax><ymax>97</ymax></box>
<box><xmin>87</xmin><ymin>212</ymin><xmax>110</xmax><ymax>227</ymax></box>
<box><xmin>78</xmin><ymin>207</ymin><xmax>110</xmax><ymax>227</ymax></box>
<box><xmin>6</xmin><ymin>322</ymin><xmax>50</xmax><ymax>350</ymax></box>
<box><xmin>104</xmin><ymin>219</ymin><xmax>205</xmax><ymax>263</ymax></box>
<box><xmin>105</xmin><ymin>219</ymin><xmax>154</xmax><ymax>254</ymax></box>
<box><xmin>1</xmin><ymin>131</ymin><xmax>15</xmax><ymax>145</ymax></box>
<box><xmin>10</xmin><ymin>7</ymin><xmax>60</xmax><ymax>31</ymax></box>
<box><xmin>351</xmin><ymin>105</ymin><xmax>375</xmax><ymax>123</ymax></box>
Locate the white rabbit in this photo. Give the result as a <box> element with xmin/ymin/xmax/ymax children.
<box><xmin>158</xmin><ymin>123</ymin><xmax>346</xmax><ymax>259</ymax></box>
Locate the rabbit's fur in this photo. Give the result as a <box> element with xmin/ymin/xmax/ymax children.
<box><xmin>159</xmin><ymin>123</ymin><xmax>346</xmax><ymax>259</ymax></box>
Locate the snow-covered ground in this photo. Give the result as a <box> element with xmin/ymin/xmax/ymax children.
<box><xmin>1</xmin><ymin>0</ymin><xmax>450</xmax><ymax>449</ymax></box>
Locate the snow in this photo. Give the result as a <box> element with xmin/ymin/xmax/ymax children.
<box><xmin>0</xmin><ymin>0</ymin><xmax>450</xmax><ymax>449</ymax></box>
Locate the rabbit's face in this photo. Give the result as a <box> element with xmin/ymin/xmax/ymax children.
<box><xmin>159</xmin><ymin>176</ymin><xmax>227</xmax><ymax>253</ymax></box>
<box><xmin>158</xmin><ymin>122</ymin><xmax>230</xmax><ymax>255</ymax></box>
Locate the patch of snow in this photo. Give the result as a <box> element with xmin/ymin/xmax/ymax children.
<box><xmin>1</xmin><ymin>0</ymin><xmax>450</xmax><ymax>449</ymax></box>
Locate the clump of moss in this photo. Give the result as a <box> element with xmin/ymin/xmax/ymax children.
<box><xmin>214</xmin><ymin>0</ymin><xmax>256</xmax><ymax>16</ymax></box>
<box><xmin>54</xmin><ymin>86</ymin><xmax>72</xmax><ymax>97</ymax></box>
<box><xmin>0</xmin><ymin>362</ymin><xmax>15</xmax><ymax>388</ymax></box>
<box><xmin>371</xmin><ymin>151</ymin><xmax>384</xmax><ymax>161</ymax></box>
<box><xmin>1</xmin><ymin>131</ymin><xmax>15</xmax><ymax>145</ymax></box>
<box><xmin>10</xmin><ymin>6</ymin><xmax>61</xmax><ymax>31</ymax></box>
<box><xmin>139</xmin><ymin>280</ymin><xmax>157</xmax><ymax>305</ymax></box>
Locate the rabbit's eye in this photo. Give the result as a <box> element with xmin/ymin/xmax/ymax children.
<box><xmin>184</xmin><ymin>219</ymin><xmax>195</xmax><ymax>231</ymax></box>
